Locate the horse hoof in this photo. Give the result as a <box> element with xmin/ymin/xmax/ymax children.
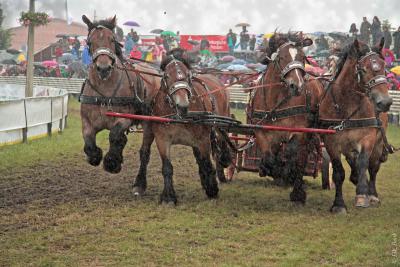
<box><xmin>161</xmin><ymin>200</ymin><xmax>176</xmax><ymax>207</ymax></box>
<box><xmin>355</xmin><ymin>195</ymin><xmax>369</xmax><ymax>208</ymax></box>
<box><xmin>132</xmin><ymin>186</ymin><xmax>146</xmax><ymax>197</ymax></box>
<box><xmin>160</xmin><ymin>192</ymin><xmax>177</xmax><ymax>205</ymax></box>
<box><xmin>103</xmin><ymin>154</ymin><xmax>122</xmax><ymax>174</ymax></box>
<box><xmin>85</xmin><ymin>147</ymin><xmax>103</xmax><ymax>166</ymax></box>
<box><xmin>330</xmin><ymin>206</ymin><xmax>347</xmax><ymax>214</ymax></box>
<box><xmin>218</xmin><ymin>176</ymin><xmax>228</xmax><ymax>183</ymax></box>
<box><xmin>205</xmin><ymin>186</ymin><xmax>219</xmax><ymax>199</ymax></box>
<box><xmin>290</xmin><ymin>191</ymin><xmax>307</xmax><ymax>204</ymax></box>
<box><xmin>368</xmin><ymin>195</ymin><xmax>380</xmax><ymax>206</ymax></box>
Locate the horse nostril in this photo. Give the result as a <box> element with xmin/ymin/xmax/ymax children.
<box><xmin>376</xmin><ymin>98</ymin><xmax>393</xmax><ymax>112</ymax></box>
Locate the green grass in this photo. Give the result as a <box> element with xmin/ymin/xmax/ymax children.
<box><xmin>1</xmin><ymin>101</ymin><xmax>400</xmax><ymax>266</ymax></box>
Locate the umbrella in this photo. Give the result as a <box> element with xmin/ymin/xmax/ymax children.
<box><xmin>123</xmin><ymin>21</ymin><xmax>140</xmax><ymax>27</ymax></box>
<box><xmin>235</xmin><ymin>23</ymin><xmax>251</xmax><ymax>27</ymax></box>
<box><xmin>150</xmin><ymin>29</ymin><xmax>164</xmax><ymax>34</ymax></box>
<box><xmin>390</xmin><ymin>66</ymin><xmax>400</xmax><ymax>76</ymax></box>
<box><xmin>263</xmin><ymin>33</ymin><xmax>275</xmax><ymax>39</ymax></box>
<box><xmin>188</xmin><ymin>40</ymin><xmax>200</xmax><ymax>45</ymax></box>
<box><xmin>227</xmin><ymin>64</ymin><xmax>251</xmax><ymax>72</ymax></box>
<box><xmin>0</xmin><ymin>50</ymin><xmax>15</xmax><ymax>62</ymax></box>
<box><xmin>216</xmin><ymin>63</ymin><xmax>232</xmax><ymax>70</ymax></box>
<box><xmin>231</xmin><ymin>59</ymin><xmax>247</xmax><ymax>65</ymax></box>
<box><xmin>221</xmin><ymin>55</ymin><xmax>235</xmax><ymax>62</ymax></box>
<box><xmin>160</xmin><ymin>30</ymin><xmax>177</xmax><ymax>37</ymax></box>
<box><xmin>42</xmin><ymin>60</ymin><xmax>58</xmax><ymax>67</ymax></box>
<box><xmin>6</xmin><ymin>48</ymin><xmax>21</xmax><ymax>55</ymax></box>
<box><xmin>1</xmin><ymin>59</ymin><xmax>17</xmax><ymax>64</ymax></box>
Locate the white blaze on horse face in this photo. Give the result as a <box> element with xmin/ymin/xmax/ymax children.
<box><xmin>174</xmin><ymin>93</ymin><xmax>189</xmax><ymax>108</ymax></box>
<box><xmin>288</xmin><ymin>47</ymin><xmax>303</xmax><ymax>88</ymax></box>
<box><xmin>289</xmin><ymin>47</ymin><xmax>298</xmax><ymax>61</ymax></box>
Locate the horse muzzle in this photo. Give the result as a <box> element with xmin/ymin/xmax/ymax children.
<box><xmin>374</xmin><ymin>95</ymin><xmax>393</xmax><ymax>113</ymax></box>
<box><xmin>96</xmin><ymin>64</ymin><xmax>113</xmax><ymax>80</ymax></box>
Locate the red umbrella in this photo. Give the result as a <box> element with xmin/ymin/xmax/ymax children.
<box><xmin>41</xmin><ymin>60</ymin><xmax>58</xmax><ymax>67</ymax></box>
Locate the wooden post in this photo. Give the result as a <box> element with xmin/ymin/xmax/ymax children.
<box><xmin>25</xmin><ymin>0</ymin><xmax>35</xmax><ymax>98</ymax></box>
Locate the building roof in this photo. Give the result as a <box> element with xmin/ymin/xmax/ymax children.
<box><xmin>9</xmin><ymin>18</ymin><xmax>88</xmax><ymax>53</ymax></box>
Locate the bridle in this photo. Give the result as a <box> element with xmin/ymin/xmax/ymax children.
<box><xmin>355</xmin><ymin>51</ymin><xmax>388</xmax><ymax>97</ymax></box>
<box><xmin>270</xmin><ymin>41</ymin><xmax>306</xmax><ymax>87</ymax></box>
<box><xmin>86</xmin><ymin>25</ymin><xmax>119</xmax><ymax>67</ymax></box>
<box><xmin>162</xmin><ymin>56</ymin><xmax>193</xmax><ymax>105</ymax></box>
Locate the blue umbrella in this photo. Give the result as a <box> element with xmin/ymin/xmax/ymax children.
<box><xmin>123</xmin><ymin>21</ymin><xmax>140</xmax><ymax>27</ymax></box>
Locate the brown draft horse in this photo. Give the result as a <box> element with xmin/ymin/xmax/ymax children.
<box><xmin>132</xmin><ymin>48</ymin><xmax>232</xmax><ymax>204</ymax></box>
<box><xmin>250</xmin><ymin>33</ymin><xmax>321</xmax><ymax>203</ymax></box>
<box><xmin>318</xmin><ymin>38</ymin><xmax>392</xmax><ymax>213</ymax></box>
<box><xmin>80</xmin><ymin>15</ymin><xmax>159</xmax><ymax>173</ymax></box>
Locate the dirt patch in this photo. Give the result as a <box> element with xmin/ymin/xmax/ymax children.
<box><xmin>0</xmin><ymin>142</ymin><xmax>198</xmax><ymax>213</ymax></box>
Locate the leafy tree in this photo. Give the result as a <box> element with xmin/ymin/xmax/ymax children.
<box><xmin>0</xmin><ymin>4</ymin><xmax>12</xmax><ymax>50</ymax></box>
<box><xmin>382</xmin><ymin>19</ymin><xmax>393</xmax><ymax>31</ymax></box>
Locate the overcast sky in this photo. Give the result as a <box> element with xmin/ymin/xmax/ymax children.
<box><xmin>2</xmin><ymin>0</ymin><xmax>400</xmax><ymax>34</ymax></box>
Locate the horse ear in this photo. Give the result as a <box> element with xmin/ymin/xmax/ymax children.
<box><xmin>110</xmin><ymin>15</ymin><xmax>117</xmax><ymax>29</ymax></box>
<box><xmin>82</xmin><ymin>15</ymin><xmax>93</xmax><ymax>29</ymax></box>
<box><xmin>350</xmin><ymin>38</ymin><xmax>360</xmax><ymax>57</ymax></box>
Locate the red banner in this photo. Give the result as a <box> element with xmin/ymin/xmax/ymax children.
<box><xmin>180</xmin><ymin>35</ymin><xmax>228</xmax><ymax>53</ymax></box>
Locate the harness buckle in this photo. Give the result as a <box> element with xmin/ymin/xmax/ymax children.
<box><xmin>107</xmin><ymin>99</ymin><xmax>113</xmax><ymax>111</ymax></box>
<box><xmin>333</xmin><ymin>121</ymin><xmax>345</xmax><ymax>131</ymax></box>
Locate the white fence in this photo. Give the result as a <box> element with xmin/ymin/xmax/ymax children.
<box><xmin>0</xmin><ymin>76</ymin><xmax>84</xmax><ymax>94</ymax></box>
<box><xmin>0</xmin><ymin>84</ymin><xmax>68</xmax><ymax>146</ymax></box>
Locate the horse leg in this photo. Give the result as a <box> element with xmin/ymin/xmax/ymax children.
<box><xmin>330</xmin><ymin>157</ymin><xmax>347</xmax><ymax>213</ymax></box>
<box><xmin>193</xmin><ymin>145</ymin><xmax>219</xmax><ymax>199</ymax></box>
<box><xmin>216</xmin><ymin>161</ymin><xmax>227</xmax><ymax>183</ymax></box>
<box><xmin>368</xmin><ymin>159</ymin><xmax>381</xmax><ymax>205</ymax></box>
<box><xmin>346</xmin><ymin>156</ymin><xmax>358</xmax><ymax>186</ymax></box>
<box><xmin>287</xmin><ymin>137</ymin><xmax>307</xmax><ymax>204</ymax></box>
<box><xmin>103</xmin><ymin>123</ymin><xmax>128</xmax><ymax>174</ymax></box>
<box><xmin>155</xmin><ymin>137</ymin><xmax>177</xmax><ymax>205</ymax></box>
<box><xmin>354</xmin><ymin>149</ymin><xmax>371</xmax><ymax>208</ymax></box>
<box><xmin>83</xmin><ymin>125</ymin><xmax>103</xmax><ymax>166</ymax></box>
<box><xmin>133</xmin><ymin>123</ymin><xmax>154</xmax><ymax>196</ymax></box>
<box><xmin>212</xmin><ymin>130</ymin><xmax>232</xmax><ymax>183</ymax></box>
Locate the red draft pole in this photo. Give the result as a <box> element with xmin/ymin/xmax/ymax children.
<box><xmin>105</xmin><ymin>112</ymin><xmax>336</xmax><ymax>134</ymax></box>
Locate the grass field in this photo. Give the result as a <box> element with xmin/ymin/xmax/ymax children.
<box><xmin>1</xmin><ymin>98</ymin><xmax>399</xmax><ymax>266</ymax></box>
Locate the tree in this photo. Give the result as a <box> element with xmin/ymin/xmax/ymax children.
<box><xmin>382</xmin><ymin>19</ymin><xmax>394</xmax><ymax>31</ymax></box>
<box><xmin>0</xmin><ymin>4</ymin><xmax>12</xmax><ymax>50</ymax></box>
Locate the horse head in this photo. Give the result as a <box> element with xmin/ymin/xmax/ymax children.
<box><xmin>82</xmin><ymin>15</ymin><xmax>122</xmax><ymax>80</ymax></box>
<box><xmin>266</xmin><ymin>33</ymin><xmax>313</xmax><ymax>95</ymax></box>
<box><xmin>349</xmin><ymin>38</ymin><xmax>392</xmax><ymax>112</ymax></box>
<box><xmin>160</xmin><ymin>48</ymin><xmax>193</xmax><ymax>116</ymax></box>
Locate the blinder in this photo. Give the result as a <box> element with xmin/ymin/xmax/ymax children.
<box><xmin>273</xmin><ymin>41</ymin><xmax>306</xmax><ymax>85</ymax></box>
<box><xmin>162</xmin><ymin>57</ymin><xmax>193</xmax><ymax>99</ymax></box>
<box><xmin>356</xmin><ymin>51</ymin><xmax>388</xmax><ymax>96</ymax></box>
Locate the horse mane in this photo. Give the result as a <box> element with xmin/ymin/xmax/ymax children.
<box><xmin>91</xmin><ymin>18</ymin><xmax>116</xmax><ymax>31</ymax></box>
<box><xmin>268</xmin><ymin>32</ymin><xmax>303</xmax><ymax>55</ymax></box>
<box><xmin>334</xmin><ymin>40</ymin><xmax>371</xmax><ymax>79</ymax></box>
<box><xmin>160</xmin><ymin>48</ymin><xmax>192</xmax><ymax>71</ymax></box>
